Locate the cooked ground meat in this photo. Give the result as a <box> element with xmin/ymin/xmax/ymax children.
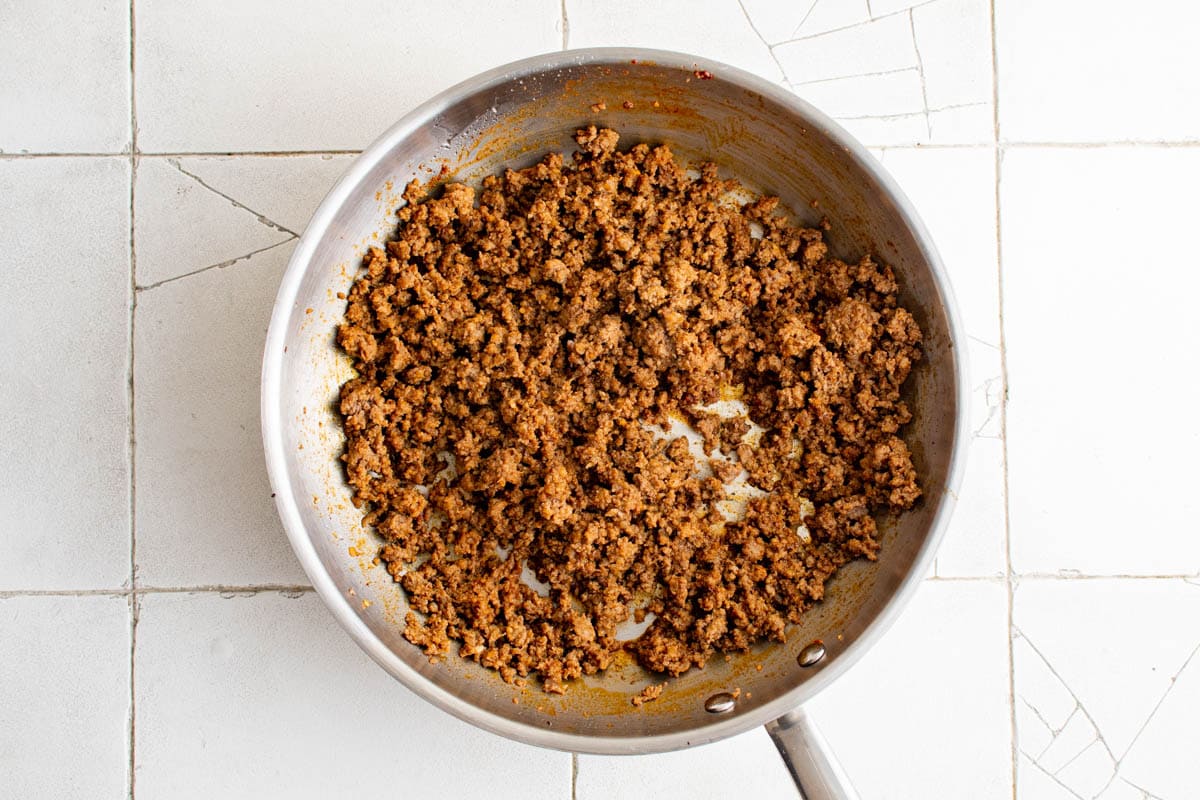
<box><xmin>336</xmin><ymin>127</ymin><xmax>922</xmax><ymax>695</ymax></box>
<box><xmin>631</xmin><ymin>682</ymin><xmax>666</xmax><ymax>707</ymax></box>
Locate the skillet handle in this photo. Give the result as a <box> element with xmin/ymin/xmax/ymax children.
<box><xmin>765</xmin><ymin>707</ymin><xmax>860</xmax><ymax>800</ymax></box>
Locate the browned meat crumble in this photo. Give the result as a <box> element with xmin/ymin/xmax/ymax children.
<box><xmin>335</xmin><ymin>127</ymin><xmax>922</xmax><ymax>695</ymax></box>
<box><xmin>631</xmin><ymin>682</ymin><xmax>666</xmax><ymax>707</ymax></box>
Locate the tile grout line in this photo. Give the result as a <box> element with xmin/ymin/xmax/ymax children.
<box><xmin>127</xmin><ymin>2</ymin><xmax>139</xmax><ymax>797</ymax></box>
<box><xmin>143</xmin><ymin>149</ymin><xmax>363</xmax><ymax>157</ymax></box>
<box><xmin>773</xmin><ymin>0</ymin><xmax>941</xmax><ymax>47</ymax></box>
<box><xmin>0</xmin><ymin>585</ymin><xmax>317</xmax><ymax>598</ymax></box>
<box><xmin>0</xmin><ymin>150</ymin><xmax>362</xmax><ymax>159</ymax></box>
<box><xmin>0</xmin><ymin>589</ymin><xmax>136</xmax><ymax>599</ymax></box>
<box><xmin>988</xmin><ymin>3</ymin><xmax>1018</xmax><ymax>799</ymax></box>
<box><xmin>0</xmin><ymin>151</ymin><xmax>133</xmax><ymax>159</ymax></box>
<box><xmin>1015</xmin><ymin>573</ymin><xmax>1200</xmax><ymax>581</ymax></box>
<box><xmin>140</xmin><ymin>584</ymin><xmax>315</xmax><ymax>594</ymax></box>
<box><xmin>560</xmin><ymin>0</ymin><xmax>569</xmax><ymax>50</ymax></box>
<box><xmin>1002</xmin><ymin>139</ymin><xmax>1200</xmax><ymax>149</ymax></box>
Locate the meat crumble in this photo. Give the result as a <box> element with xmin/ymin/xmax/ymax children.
<box><xmin>335</xmin><ymin>127</ymin><xmax>922</xmax><ymax>695</ymax></box>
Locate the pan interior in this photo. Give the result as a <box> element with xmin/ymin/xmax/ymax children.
<box><xmin>268</xmin><ymin>51</ymin><xmax>961</xmax><ymax>751</ymax></box>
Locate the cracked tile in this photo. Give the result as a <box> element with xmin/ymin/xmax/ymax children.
<box><xmin>0</xmin><ymin>595</ymin><xmax>130</xmax><ymax>795</ymax></box>
<box><xmin>793</xmin><ymin>69</ymin><xmax>926</xmax><ymax>118</ymax></box>
<box><xmin>1014</xmin><ymin>579</ymin><xmax>1200</xmax><ymax>798</ymax></box>
<box><xmin>1017</xmin><ymin>695</ymin><xmax>1055</xmax><ymax>756</ymax></box>
<box><xmin>1014</xmin><ymin>638</ymin><xmax>1078</xmax><ymax>735</ymax></box>
<box><xmin>0</xmin><ymin>0</ymin><xmax>129</xmax><ymax>152</ymax></box>
<box><xmin>926</xmin><ymin>102</ymin><xmax>993</xmax><ymax>142</ymax></box>
<box><xmin>1096</xmin><ymin>780</ymin><xmax>1149</xmax><ymax>800</ymax></box>
<box><xmin>776</xmin><ymin>0</ymin><xmax>992</xmax><ymax>145</ymax></box>
<box><xmin>788</xmin><ymin>0</ymin><xmax>872</xmax><ymax>41</ymax></box>
<box><xmin>135</xmin><ymin>0</ymin><xmax>560</xmax><ymax>152</ymax></box>
<box><xmin>997</xmin><ymin>0</ymin><xmax>1200</xmax><ymax>142</ymax></box>
<box><xmin>134</xmin><ymin>241</ymin><xmax>304</xmax><ymax>586</ymax></box>
<box><xmin>0</xmin><ymin>158</ymin><xmax>131</xmax><ymax>590</ymax></box>
<box><xmin>1003</xmin><ymin>148</ymin><xmax>1200</xmax><ymax>575</ymax></box>
<box><xmin>136</xmin><ymin>592</ymin><xmax>570</xmax><ymax>798</ymax></box>
<box><xmin>135</xmin><ymin>158</ymin><xmax>292</xmax><ymax>287</ymax></box>
<box><xmin>837</xmin><ymin>112</ymin><xmax>933</xmax><ymax>146</ymax></box>
<box><xmin>1125</xmin><ymin>780</ymin><xmax>1170</xmax><ymax>800</ymax></box>
<box><xmin>132</xmin><ymin>153</ymin><xmax>363</xmax><ymax>585</ymax></box>
<box><xmin>1037</xmin><ymin>709</ymin><xmax>1102</xmax><ymax>774</ymax></box>
<box><xmin>739</xmin><ymin>0</ymin><xmax>817</xmax><ymax>44</ymax></box>
<box><xmin>808</xmin><ymin>580</ymin><xmax>1011</xmax><ymax>798</ymax></box>
<box><xmin>567</xmin><ymin>0</ymin><xmax>783</xmax><ymax>80</ymax></box>
<box><xmin>1020</xmin><ymin>751</ymin><xmax>1086</xmax><ymax>800</ymax></box>
<box><xmin>870</xmin><ymin>0</ymin><xmax>936</xmax><ymax>15</ymax></box>
<box><xmin>1120</xmin><ymin>648</ymin><xmax>1200</xmax><ymax>799</ymax></box>
<box><xmin>134</xmin><ymin>155</ymin><xmax>352</xmax><ymax>286</ymax></box>
<box><xmin>167</xmin><ymin>155</ymin><xmax>356</xmax><ymax>236</ymax></box>
<box><xmin>911</xmin><ymin>0</ymin><xmax>992</xmax><ymax>110</ymax></box>
<box><xmin>1058</xmin><ymin>740</ymin><xmax>1118</xmax><ymax>799</ymax></box>
<box><xmin>776</xmin><ymin>13</ymin><xmax>916</xmax><ymax>84</ymax></box>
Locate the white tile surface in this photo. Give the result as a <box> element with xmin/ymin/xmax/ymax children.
<box><xmin>939</xmin><ymin>435</ymin><xmax>1007</xmax><ymax>577</ymax></box>
<box><xmin>744</xmin><ymin>0</ymin><xmax>873</xmax><ymax>43</ymax></box>
<box><xmin>1013</xmin><ymin>578</ymin><xmax>1200</xmax><ymax>799</ymax></box>
<box><xmin>809</xmin><ymin>579</ymin><xmax>1012</xmax><ymax>799</ymax></box>
<box><xmin>0</xmin><ymin>595</ymin><xmax>130</xmax><ymax>796</ymax></box>
<box><xmin>0</xmin><ymin>158</ymin><xmax>131</xmax><ymax>591</ymax></box>
<box><xmin>877</xmin><ymin>147</ymin><xmax>1001</xmax><ymax>344</ymax></box>
<box><xmin>134</xmin><ymin>241</ymin><xmax>304</xmax><ymax>586</ymax></box>
<box><xmin>1119</xmin><ymin>645</ymin><xmax>1200</xmax><ymax>800</ymax></box>
<box><xmin>566</xmin><ymin>0</ymin><xmax>783</xmax><ymax>81</ymax></box>
<box><xmin>135</xmin><ymin>591</ymin><xmax>571</xmax><ymax>799</ymax></box>
<box><xmin>911</xmin><ymin>0</ymin><xmax>993</xmax><ymax>111</ymax></box>
<box><xmin>1097</xmin><ymin>778</ymin><xmax>1151</xmax><ymax>800</ymax></box>
<box><xmin>778</xmin><ymin>0</ymin><xmax>993</xmax><ymax>145</ymax></box>
<box><xmin>869</xmin><ymin>0</ymin><xmax>930</xmax><ymax>17</ymax></box>
<box><xmin>778</xmin><ymin>13</ymin><xmax>916</xmax><ymax>84</ymax></box>
<box><xmin>739</xmin><ymin>0</ymin><xmax>809</xmax><ymax>45</ymax></box>
<box><xmin>578</xmin><ymin>727</ymin><xmax>796</xmax><ymax>800</ymax></box>
<box><xmin>135</xmin><ymin>0</ymin><xmax>560</xmax><ymax>153</ymax></box>
<box><xmin>0</xmin><ymin>0</ymin><xmax>130</xmax><ymax>152</ymax></box>
<box><xmin>997</xmin><ymin>0</ymin><xmax>1200</xmax><ymax>143</ymax></box>
<box><xmin>1003</xmin><ymin>148</ymin><xmax>1200</xmax><ymax>576</ymax></box>
<box><xmin>794</xmin><ymin>0</ymin><xmax>872</xmax><ymax>39</ymax></box>
<box><xmin>1018</xmin><ymin>751</ymin><xmax>1082</xmax><ymax>800</ymax></box>
<box><xmin>165</xmin><ymin>154</ymin><xmax>355</xmax><ymax>234</ymax></box>
<box><xmin>797</xmin><ymin>69</ymin><xmax>926</xmax><ymax>119</ymax></box>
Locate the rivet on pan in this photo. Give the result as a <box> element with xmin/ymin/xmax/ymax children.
<box><xmin>797</xmin><ymin>640</ymin><xmax>826</xmax><ymax>668</ymax></box>
<box><xmin>704</xmin><ymin>692</ymin><xmax>737</xmax><ymax>714</ymax></box>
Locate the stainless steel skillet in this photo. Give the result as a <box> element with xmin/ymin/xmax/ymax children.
<box><xmin>261</xmin><ymin>47</ymin><xmax>969</xmax><ymax>799</ymax></box>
